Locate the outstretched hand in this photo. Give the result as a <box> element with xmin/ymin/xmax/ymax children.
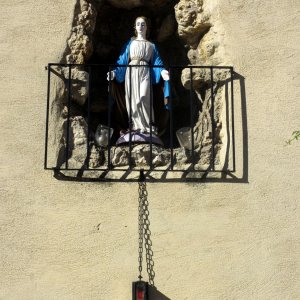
<box><xmin>107</xmin><ymin>71</ymin><xmax>115</xmax><ymax>81</ymax></box>
<box><xmin>161</xmin><ymin>70</ymin><xmax>170</xmax><ymax>81</ymax></box>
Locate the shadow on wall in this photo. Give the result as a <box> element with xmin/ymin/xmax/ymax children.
<box><xmin>211</xmin><ymin>71</ymin><xmax>248</xmax><ymax>184</ymax></box>
<box><xmin>148</xmin><ymin>285</ymin><xmax>171</xmax><ymax>300</ymax></box>
<box><xmin>236</xmin><ymin>72</ymin><xmax>248</xmax><ymax>184</ymax></box>
<box><xmin>221</xmin><ymin>71</ymin><xmax>248</xmax><ymax>184</ymax></box>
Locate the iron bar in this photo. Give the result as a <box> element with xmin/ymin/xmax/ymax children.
<box><xmin>230</xmin><ymin>67</ymin><xmax>236</xmax><ymax>172</ymax></box>
<box><xmin>65</xmin><ymin>65</ymin><xmax>72</xmax><ymax>169</ymax></box>
<box><xmin>168</xmin><ymin>68</ymin><xmax>174</xmax><ymax>170</ymax></box>
<box><xmin>210</xmin><ymin>66</ymin><xmax>215</xmax><ymax>171</ymax></box>
<box><xmin>108</xmin><ymin>66</ymin><xmax>112</xmax><ymax>170</ymax></box>
<box><xmin>189</xmin><ymin>68</ymin><xmax>195</xmax><ymax>170</ymax></box>
<box><xmin>129</xmin><ymin>65</ymin><xmax>133</xmax><ymax>170</ymax></box>
<box><xmin>48</xmin><ymin>63</ymin><xmax>234</xmax><ymax>69</ymax></box>
<box><xmin>51</xmin><ymin>167</ymin><xmax>230</xmax><ymax>173</ymax></box>
<box><xmin>44</xmin><ymin>64</ymin><xmax>51</xmax><ymax>169</ymax></box>
<box><xmin>149</xmin><ymin>66</ymin><xmax>153</xmax><ymax>170</ymax></box>
<box><xmin>86</xmin><ymin>65</ymin><xmax>92</xmax><ymax>169</ymax></box>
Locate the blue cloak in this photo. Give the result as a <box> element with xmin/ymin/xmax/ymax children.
<box><xmin>113</xmin><ymin>38</ymin><xmax>170</xmax><ymax>99</ymax></box>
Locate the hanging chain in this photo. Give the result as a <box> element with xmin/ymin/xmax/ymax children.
<box><xmin>138</xmin><ymin>174</ymin><xmax>155</xmax><ymax>286</ymax></box>
<box><xmin>142</xmin><ymin>185</ymin><xmax>155</xmax><ymax>286</ymax></box>
<box><xmin>138</xmin><ymin>181</ymin><xmax>144</xmax><ymax>281</ymax></box>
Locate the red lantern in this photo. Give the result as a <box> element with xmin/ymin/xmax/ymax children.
<box><xmin>132</xmin><ymin>281</ymin><xmax>148</xmax><ymax>300</ymax></box>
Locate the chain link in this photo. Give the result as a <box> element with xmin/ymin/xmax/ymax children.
<box><xmin>138</xmin><ymin>180</ymin><xmax>155</xmax><ymax>286</ymax></box>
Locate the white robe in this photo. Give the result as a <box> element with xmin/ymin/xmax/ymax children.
<box><xmin>125</xmin><ymin>40</ymin><xmax>156</xmax><ymax>133</ymax></box>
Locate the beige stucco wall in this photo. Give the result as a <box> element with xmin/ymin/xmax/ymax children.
<box><xmin>0</xmin><ymin>0</ymin><xmax>299</xmax><ymax>299</ymax></box>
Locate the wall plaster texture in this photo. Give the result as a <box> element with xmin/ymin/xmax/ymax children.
<box><xmin>0</xmin><ymin>0</ymin><xmax>299</xmax><ymax>299</ymax></box>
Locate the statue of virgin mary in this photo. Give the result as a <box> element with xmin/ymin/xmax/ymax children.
<box><xmin>108</xmin><ymin>16</ymin><xmax>170</xmax><ymax>144</ymax></box>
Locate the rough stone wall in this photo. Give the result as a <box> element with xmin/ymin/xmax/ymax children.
<box><xmin>66</xmin><ymin>0</ymin><xmax>97</xmax><ymax>64</ymax></box>
<box><xmin>0</xmin><ymin>1</ymin><xmax>300</xmax><ymax>300</ymax></box>
<box><xmin>176</xmin><ymin>0</ymin><xmax>230</xmax><ymax>168</ymax></box>
<box><xmin>48</xmin><ymin>0</ymin><xmax>97</xmax><ymax>168</ymax></box>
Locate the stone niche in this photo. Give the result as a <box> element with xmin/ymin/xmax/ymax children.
<box><xmin>48</xmin><ymin>0</ymin><xmax>232</xmax><ymax>172</ymax></box>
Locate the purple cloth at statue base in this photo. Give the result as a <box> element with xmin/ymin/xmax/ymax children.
<box><xmin>116</xmin><ymin>131</ymin><xmax>163</xmax><ymax>146</ymax></box>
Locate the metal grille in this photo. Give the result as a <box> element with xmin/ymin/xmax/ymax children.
<box><xmin>44</xmin><ymin>63</ymin><xmax>236</xmax><ymax>181</ymax></box>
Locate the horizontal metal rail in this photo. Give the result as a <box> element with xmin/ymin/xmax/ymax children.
<box><xmin>47</xmin><ymin>63</ymin><xmax>234</xmax><ymax>69</ymax></box>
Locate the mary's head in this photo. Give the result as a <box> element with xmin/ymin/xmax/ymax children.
<box><xmin>134</xmin><ymin>16</ymin><xmax>150</xmax><ymax>39</ymax></box>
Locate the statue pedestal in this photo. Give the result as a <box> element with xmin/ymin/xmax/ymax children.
<box><xmin>116</xmin><ymin>131</ymin><xmax>163</xmax><ymax>146</ymax></box>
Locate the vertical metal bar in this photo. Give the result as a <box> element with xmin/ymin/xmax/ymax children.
<box><xmin>86</xmin><ymin>65</ymin><xmax>92</xmax><ymax>169</ymax></box>
<box><xmin>129</xmin><ymin>65</ymin><xmax>132</xmax><ymax>170</ymax></box>
<box><xmin>149</xmin><ymin>65</ymin><xmax>153</xmax><ymax>170</ymax></box>
<box><xmin>107</xmin><ymin>66</ymin><xmax>112</xmax><ymax>170</ymax></box>
<box><xmin>66</xmin><ymin>64</ymin><xmax>72</xmax><ymax>169</ymax></box>
<box><xmin>230</xmin><ymin>67</ymin><xmax>236</xmax><ymax>172</ymax></box>
<box><xmin>168</xmin><ymin>67</ymin><xmax>174</xmax><ymax>170</ymax></box>
<box><xmin>210</xmin><ymin>66</ymin><xmax>215</xmax><ymax>171</ymax></box>
<box><xmin>44</xmin><ymin>64</ymin><xmax>51</xmax><ymax>169</ymax></box>
<box><xmin>189</xmin><ymin>67</ymin><xmax>195</xmax><ymax>170</ymax></box>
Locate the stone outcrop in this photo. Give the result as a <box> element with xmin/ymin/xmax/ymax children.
<box><xmin>64</xmin><ymin>0</ymin><xmax>97</xmax><ymax>107</ymax></box>
<box><xmin>175</xmin><ymin>0</ymin><xmax>211</xmax><ymax>49</ymax></box>
<box><xmin>65</xmin><ymin>116</ymin><xmax>105</xmax><ymax>169</ymax></box>
<box><xmin>109</xmin><ymin>145</ymin><xmax>195</xmax><ymax>169</ymax></box>
<box><xmin>67</xmin><ymin>116</ymin><xmax>88</xmax><ymax>168</ymax></box>
<box><xmin>66</xmin><ymin>141</ymin><xmax>198</xmax><ymax>170</ymax></box>
<box><xmin>50</xmin><ymin>0</ymin><xmax>97</xmax><ymax>169</ymax></box>
<box><xmin>181</xmin><ymin>68</ymin><xmax>230</xmax><ymax>90</ymax></box>
<box><xmin>62</xmin><ymin>67</ymin><xmax>89</xmax><ymax>106</ymax></box>
<box><xmin>66</xmin><ymin>0</ymin><xmax>97</xmax><ymax>64</ymax></box>
<box><xmin>112</xmin><ymin>145</ymin><xmax>171</xmax><ymax>167</ymax></box>
<box><xmin>89</xmin><ymin>145</ymin><xmax>105</xmax><ymax>168</ymax></box>
<box><xmin>175</xmin><ymin>0</ymin><xmax>230</xmax><ymax>169</ymax></box>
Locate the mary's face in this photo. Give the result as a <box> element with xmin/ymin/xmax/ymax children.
<box><xmin>135</xmin><ymin>18</ymin><xmax>147</xmax><ymax>36</ymax></box>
